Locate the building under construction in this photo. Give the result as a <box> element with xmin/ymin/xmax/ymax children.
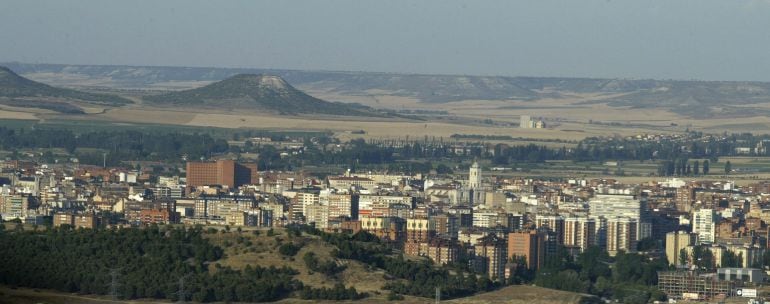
<box><xmin>658</xmin><ymin>270</ymin><xmax>736</xmax><ymax>301</ymax></box>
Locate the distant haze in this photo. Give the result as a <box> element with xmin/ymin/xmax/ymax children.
<box><xmin>2</xmin><ymin>0</ymin><xmax>770</xmax><ymax>81</ymax></box>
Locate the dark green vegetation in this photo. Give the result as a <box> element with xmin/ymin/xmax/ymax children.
<box><xmin>0</xmin><ymin>66</ymin><xmax>130</xmax><ymax>110</ymax></box>
<box><xmin>0</xmin><ymin>225</ymin><xmax>366</xmax><ymax>302</ymax></box>
<box><xmin>528</xmin><ymin>247</ymin><xmax>667</xmax><ymax>304</ymax></box>
<box><xmin>278</xmin><ymin>242</ymin><xmax>303</xmax><ymax>256</ymax></box>
<box><xmin>450</xmin><ymin>133</ymin><xmax>578</xmax><ymax>143</ymax></box>
<box><xmin>302</xmin><ymin>251</ymin><xmax>347</xmax><ymax>278</ymax></box>
<box><xmin>143</xmin><ymin>74</ymin><xmax>390</xmax><ymax>117</ymax></box>
<box><xmin>0</xmin><ymin>127</ymin><xmax>229</xmax><ymax>166</ymax></box>
<box><xmin>0</xmin><ymin>99</ymin><xmax>85</xmax><ymax>114</ymax></box>
<box><xmin>0</xmin><ymin>223</ymin><xmax>661</xmax><ymax>303</ymax></box>
<box><xmin>489</xmin><ymin>131</ymin><xmax>770</xmax><ymax>174</ymax></box>
<box><xmin>0</xmin><ymin>226</ymin><xmax>281</xmax><ymax>302</ymax></box>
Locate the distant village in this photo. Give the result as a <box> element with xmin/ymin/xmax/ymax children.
<box><xmin>3</xmin><ymin>147</ymin><xmax>770</xmax><ymax>301</ymax></box>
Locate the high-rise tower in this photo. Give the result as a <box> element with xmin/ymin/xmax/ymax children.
<box><xmin>469</xmin><ymin>161</ymin><xmax>481</xmax><ymax>189</ymax></box>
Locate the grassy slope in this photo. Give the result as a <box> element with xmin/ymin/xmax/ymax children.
<box><xmin>203</xmin><ymin>228</ymin><xmax>596</xmax><ymax>303</ymax></box>
<box><xmin>0</xmin><ymin>66</ymin><xmax>131</xmax><ymax>106</ymax></box>
<box><xmin>205</xmin><ymin>228</ymin><xmax>393</xmax><ymax>297</ymax></box>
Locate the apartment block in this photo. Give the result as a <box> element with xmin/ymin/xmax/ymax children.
<box><xmin>564</xmin><ymin>216</ymin><xmax>596</xmax><ymax>252</ymax></box>
<box><xmin>186</xmin><ymin>160</ymin><xmax>258</xmax><ymax>188</ymax></box>
<box><xmin>606</xmin><ymin>217</ymin><xmax>638</xmax><ymax>256</ymax></box>
<box><xmin>507</xmin><ymin>230</ymin><xmax>546</xmax><ymax>270</ymax></box>
<box><xmin>666</xmin><ymin>231</ymin><xmax>696</xmax><ymax>266</ymax></box>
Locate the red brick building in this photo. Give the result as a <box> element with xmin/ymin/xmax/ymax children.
<box><xmin>508</xmin><ymin>230</ymin><xmax>546</xmax><ymax>270</ymax></box>
<box><xmin>405</xmin><ymin>238</ymin><xmax>459</xmax><ymax>265</ymax></box>
<box><xmin>139</xmin><ymin>209</ymin><xmax>180</xmax><ymax>225</ymax></box>
<box><xmin>186</xmin><ymin>160</ymin><xmax>258</xmax><ymax>188</ymax></box>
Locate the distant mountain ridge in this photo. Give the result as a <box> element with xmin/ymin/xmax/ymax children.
<box><xmin>143</xmin><ymin>73</ymin><xmax>385</xmax><ymax>116</ymax></box>
<box><xmin>0</xmin><ymin>66</ymin><xmax>131</xmax><ymax>106</ymax></box>
<box><xmin>8</xmin><ymin>62</ymin><xmax>770</xmax><ymax>118</ymax></box>
<box><xmin>0</xmin><ymin>66</ymin><xmax>132</xmax><ymax>113</ymax></box>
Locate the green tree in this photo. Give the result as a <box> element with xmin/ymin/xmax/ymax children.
<box><xmin>534</xmin><ymin>270</ymin><xmax>589</xmax><ymax>293</ymax></box>
<box><xmin>693</xmin><ymin>160</ymin><xmax>700</xmax><ymax>175</ymax></box>
<box><xmin>691</xmin><ymin>246</ymin><xmax>715</xmax><ymax>271</ymax></box>
<box><xmin>576</xmin><ymin>246</ymin><xmax>610</xmax><ymax>282</ymax></box>
<box><xmin>436</xmin><ymin>163</ymin><xmax>453</xmax><ymax>174</ymax></box>
<box><xmin>724</xmin><ymin>161</ymin><xmax>732</xmax><ymax>174</ymax></box>
<box><xmin>703</xmin><ymin>160</ymin><xmax>710</xmax><ymax>174</ymax></box>
<box><xmin>679</xmin><ymin>248</ymin><xmax>689</xmax><ymax>266</ymax></box>
<box><xmin>278</xmin><ymin>243</ymin><xmax>302</xmax><ymax>256</ymax></box>
<box><xmin>508</xmin><ymin>255</ymin><xmax>535</xmax><ymax>284</ymax></box>
<box><xmin>636</xmin><ymin>238</ymin><xmax>657</xmax><ymax>251</ymax></box>
<box><xmin>721</xmin><ymin>251</ymin><xmax>742</xmax><ymax>268</ymax></box>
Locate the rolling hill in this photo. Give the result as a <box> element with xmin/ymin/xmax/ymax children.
<box><xmin>0</xmin><ymin>66</ymin><xmax>131</xmax><ymax>113</ymax></box>
<box><xmin>11</xmin><ymin>62</ymin><xmax>770</xmax><ymax>118</ymax></box>
<box><xmin>142</xmin><ymin>73</ymin><xmax>390</xmax><ymax>116</ymax></box>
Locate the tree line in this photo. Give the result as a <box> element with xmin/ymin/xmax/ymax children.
<box><xmin>4</xmin><ymin>126</ymin><xmax>770</xmax><ymax>173</ymax></box>
<box><xmin>526</xmin><ymin>246</ymin><xmax>667</xmax><ymax>304</ymax></box>
<box><xmin>0</xmin><ymin>127</ymin><xmax>228</xmax><ymax>166</ymax></box>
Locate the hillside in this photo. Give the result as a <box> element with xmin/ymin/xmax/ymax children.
<box><xmin>11</xmin><ymin>62</ymin><xmax>770</xmax><ymax>118</ymax></box>
<box><xmin>142</xmin><ymin>74</ymin><xmax>388</xmax><ymax>116</ymax></box>
<box><xmin>0</xmin><ymin>226</ymin><xmax>595</xmax><ymax>304</ymax></box>
<box><xmin>591</xmin><ymin>81</ymin><xmax>770</xmax><ymax>118</ymax></box>
<box><xmin>0</xmin><ymin>285</ymin><xmax>598</xmax><ymax>304</ymax></box>
<box><xmin>2</xmin><ymin>63</ymin><xmax>541</xmax><ymax>102</ymax></box>
<box><xmin>206</xmin><ymin>227</ymin><xmax>393</xmax><ymax>296</ymax></box>
<box><xmin>0</xmin><ymin>66</ymin><xmax>131</xmax><ymax>113</ymax></box>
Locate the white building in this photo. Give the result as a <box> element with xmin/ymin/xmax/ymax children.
<box><xmin>467</xmin><ymin>161</ymin><xmax>485</xmax><ymax>205</ymax></box>
<box><xmin>472</xmin><ymin>211</ymin><xmax>499</xmax><ymax>228</ymax></box>
<box><xmin>588</xmin><ymin>194</ymin><xmax>650</xmax><ymax>239</ymax></box>
<box><xmin>469</xmin><ymin>161</ymin><xmax>481</xmax><ymax>190</ymax></box>
<box><xmin>520</xmin><ymin>115</ymin><xmax>534</xmax><ymax>128</ymax></box>
<box><xmin>692</xmin><ymin>208</ymin><xmax>717</xmax><ymax>244</ymax></box>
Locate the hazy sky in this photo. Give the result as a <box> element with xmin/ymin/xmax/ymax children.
<box><xmin>2</xmin><ymin>0</ymin><xmax>770</xmax><ymax>81</ymax></box>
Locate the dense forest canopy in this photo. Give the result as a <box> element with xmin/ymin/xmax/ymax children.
<box><xmin>0</xmin><ymin>225</ymin><xmax>367</xmax><ymax>302</ymax></box>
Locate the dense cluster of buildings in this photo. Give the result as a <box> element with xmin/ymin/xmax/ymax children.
<box><xmin>4</xmin><ymin>157</ymin><xmax>770</xmax><ymax>300</ymax></box>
